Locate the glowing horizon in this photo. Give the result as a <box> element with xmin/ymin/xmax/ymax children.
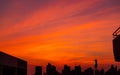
<box><xmin>0</xmin><ymin>0</ymin><xmax>120</xmax><ymax>67</ymax></box>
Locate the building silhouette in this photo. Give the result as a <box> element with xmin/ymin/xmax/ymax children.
<box><xmin>35</xmin><ymin>66</ymin><xmax>42</xmax><ymax>75</ymax></box>
<box><xmin>74</xmin><ymin>65</ymin><xmax>82</xmax><ymax>75</ymax></box>
<box><xmin>0</xmin><ymin>51</ymin><xmax>27</xmax><ymax>75</ymax></box>
<box><xmin>117</xmin><ymin>69</ymin><xmax>120</xmax><ymax>75</ymax></box>
<box><xmin>94</xmin><ymin>59</ymin><xmax>98</xmax><ymax>69</ymax></box>
<box><xmin>99</xmin><ymin>68</ymin><xmax>104</xmax><ymax>75</ymax></box>
<box><xmin>44</xmin><ymin>63</ymin><xmax>120</xmax><ymax>75</ymax></box>
<box><xmin>1</xmin><ymin>52</ymin><xmax>120</xmax><ymax>75</ymax></box>
<box><xmin>105</xmin><ymin>65</ymin><xmax>117</xmax><ymax>75</ymax></box>
<box><xmin>83</xmin><ymin>67</ymin><xmax>94</xmax><ymax>75</ymax></box>
<box><xmin>62</xmin><ymin>65</ymin><xmax>71</xmax><ymax>75</ymax></box>
<box><xmin>94</xmin><ymin>59</ymin><xmax>98</xmax><ymax>75</ymax></box>
<box><xmin>112</xmin><ymin>27</ymin><xmax>120</xmax><ymax>62</ymax></box>
<box><xmin>113</xmin><ymin>35</ymin><xmax>120</xmax><ymax>61</ymax></box>
<box><xmin>46</xmin><ymin>63</ymin><xmax>58</xmax><ymax>75</ymax></box>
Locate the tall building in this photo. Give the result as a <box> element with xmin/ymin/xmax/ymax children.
<box><xmin>113</xmin><ymin>35</ymin><xmax>120</xmax><ymax>61</ymax></box>
<box><xmin>0</xmin><ymin>51</ymin><xmax>27</xmax><ymax>75</ymax></box>
<box><xmin>112</xmin><ymin>27</ymin><xmax>120</xmax><ymax>62</ymax></box>
<box><xmin>46</xmin><ymin>63</ymin><xmax>58</xmax><ymax>75</ymax></box>
<box><xmin>62</xmin><ymin>65</ymin><xmax>71</xmax><ymax>75</ymax></box>
<box><xmin>35</xmin><ymin>66</ymin><xmax>42</xmax><ymax>75</ymax></box>
<box><xmin>74</xmin><ymin>65</ymin><xmax>81</xmax><ymax>75</ymax></box>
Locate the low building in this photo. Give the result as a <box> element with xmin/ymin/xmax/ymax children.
<box><xmin>0</xmin><ymin>51</ymin><xmax>27</xmax><ymax>75</ymax></box>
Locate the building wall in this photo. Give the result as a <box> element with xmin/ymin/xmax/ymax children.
<box><xmin>113</xmin><ymin>35</ymin><xmax>120</xmax><ymax>61</ymax></box>
<box><xmin>0</xmin><ymin>52</ymin><xmax>27</xmax><ymax>75</ymax></box>
<box><xmin>0</xmin><ymin>52</ymin><xmax>18</xmax><ymax>68</ymax></box>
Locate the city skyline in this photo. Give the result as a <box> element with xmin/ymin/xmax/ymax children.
<box><xmin>0</xmin><ymin>51</ymin><xmax>120</xmax><ymax>75</ymax></box>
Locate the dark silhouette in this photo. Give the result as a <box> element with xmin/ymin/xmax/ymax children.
<box><xmin>37</xmin><ymin>63</ymin><xmax>120</xmax><ymax>75</ymax></box>
<box><xmin>0</xmin><ymin>51</ymin><xmax>27</xmax><ymax>75</ymax></box>
<box><xmin>117</xmin><ymin>69</ymin><xmax>120</xmax><ymax>75</ymax></box>
<box><xmin>100</xmin><ymin>68</ymin><xmax>104</xmax><ymax>75</ymax></box>
<box><xmin>112</xmin><ymin>27</ymin><xmax>120</xmax><ymax>62</ymax></box>
<box><xmin>62</xmin><ymin>65</ymin><xmax>71</xmax><ymax>75</ymax></box>
<box><xmin>94</xmin><ymin>59</ymin><xmax>98</xmax><ymax>69</ymax></box>
<box><xmin>94</xmin><ymin>59</ymin><xmax>98</xmax><ymax>75</ymax></box>
<box><xmin>83</xmin><ymin>67</ymin><xmax>94</xmax><ymax>75</ymax></box>
<box><xmin>1</xmin><ymin>51</ymin><xmax>120</xmax><ymax>75</ymax></box>
<box><xmin>74</xmin><ymin>65</ymin><xmax>82</xmax><ymax>75</ymax></box>
<box><xmin>35</xmin><ymin>66</ymin><xmax>42</xmax><ymax>75</ymax></box>
<box><xmin>46</xmin><ymin>63</ymin><xmax>58</xmax><ymax>75</ymax></box>
<box><xmin>105</xmin><ymin>65</ymin><xmax>117</xmax><ymax>75</ymax></box>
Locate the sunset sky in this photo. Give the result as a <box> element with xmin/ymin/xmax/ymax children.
<box><xmin>0</xmin><ymin>0</ymin><xmax>120</xmax><ymax>74</ymax></box>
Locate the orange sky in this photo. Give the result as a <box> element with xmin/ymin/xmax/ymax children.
<box><xmin>0</xmin><ymin>0</ymin><xmax>120</xmax><ymax>73</ymax></box>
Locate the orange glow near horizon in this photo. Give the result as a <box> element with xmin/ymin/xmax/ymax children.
<box><xmin>0</xmin><ymin>0</ymin><xmax>120</xmax><ymax>70</ymax></box>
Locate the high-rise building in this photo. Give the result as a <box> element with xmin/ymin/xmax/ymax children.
<box><xmin>46</xmin><ymin>63</ymin><xmax>58</xmax><ymax>75</ymax></box>
<box><xmin>74</xmin><ymin>65</ymin><xmax>81</xmax><ymax>75</ymax></box>
<box><xmin>0</xmin><ymin>51</ymin><xmax>27</xmax><ymax>75</ymax></box>
<box><xmin>35</xmin><ymin>66</ymin><xmax>42</xmax><ymax>75</ymax></box>
<box><xmin>113</xmin><ymin>35</ymin><xmax>120</xmax><ymax>61</ymax></box>
<box><xmin>112</xmin><ymin>27</ymin><xmax>120</xmax><ymax>62</ymax></box>
<box><xmin>62</xmin><ymin>65</ymin><xmax>71</xmax><ymax>75</ymax></box>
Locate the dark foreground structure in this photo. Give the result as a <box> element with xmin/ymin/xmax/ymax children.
<box><xmin>39</xmin><ymin>63</ymin><xmax>120</xmax><ymax>75</ymax></box>
<box><xmin>112</xmin><ymin>27</ymin><xmax>120</xmax><ymax>62</ymax></box>
<box><xmin>0</xmin><ymin>52</ymin><xmax>27</xmax><ymax>75</ymax></box>
<box><xmin>35</xmin><ymin>66</ymin><xmax>42</xmax><ymax>75</ymax></box>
